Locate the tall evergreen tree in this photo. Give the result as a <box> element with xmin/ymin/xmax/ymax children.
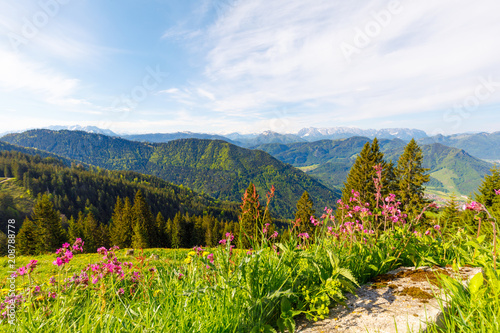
<box><xmin>171</xmin><ymin>212</ymin><xmax>184</xmax><ymax>248</ymax></box>
<box><xmin>192</xmin><ymin>215</ymin><xmax>205</xmax><ymax>246</ymax></box>
<box><xmin>340</xmin><ymin>138</ymin><xmax>394</xmax><ymax>212</ymax></box>
<box><xmin>295</xmin><ymin>191</ymin><xmax>316</xmax><ymax>234</ymax></box>
<box><xmin>17</xmin><ymin>217</ymin><xmax>39</xmax><ymax>255</ymax></box>
<box><xmin>239</xmin><ymin>183</ymin><xmax>263</xmax><ymax>248</ymax></box>
<box><xmin>67</xmin><ymin>215</ymin><xmax>83</xmax><ymax>244</ymax></box>
<box><xmin>0</xmin><ymin>230</ymin><xmax>7</xmax><ymax>256</ymax></box>
<box><xmin>203</xmin><ymin>215</ymin><xmax>214</xmax><ymax>247</ymax></box>
<box><xmin>110</xmin><ymin>197</ymin><xmax>124</xmax><ymax>247</ymax></box>
<box><xmin>476</xmin><ymin>165</ymin><xmax>500</xmax><ymax>207</ymax></box>
<box><xmin>83</xmin><ymin>212</ymin><xmax>100</xmax><ymax>253</ymax></box>
<box><xmin>96</xmin><ymin>224</ymin><xmax>111</xmax><ymax>249</ymax></box>
<box><xmin>110</xmin><ymin>197</ymin><xmax>134</xmax><ymax>248</ymax></box>
<box><xmin>165</xmin><ymin>217</ymin><xmax>173</xmax><ymax>248</ymax></box>
<box><xmin>132</xmin><ymin>190</ymin><xmax>157</xmax><ymax>248</ymax></box>
<box><xmin>395</xmin><ymin>139</ymin><xmax>430</xmax><ymax>218</ymax></box>
<box><xmin>132</xmin><ymin>222</ymin><xmax>149</xmax><ymax>249</ymax></box>
<box><xmin>441</xmin><ymin>195</ymin><xmax>461</xmax><ymax>230</ymax></box>
<box><xmin>155</xmin><ymin>212</ymin><xmax>167</xmax><ymax>248</ymax></box>
<box><xmin>31</xmin><ymin>194</ymin><xmax>66</xmax><ymax>253</ymax></box>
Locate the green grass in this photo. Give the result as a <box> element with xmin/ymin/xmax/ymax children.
<box><xmin>0</xmin><ymin>178</ymin><xmax>34</xmax><ymax>216</ymax></box>
<box><xmin>1</xmin><ymin>204</ymin><xmax>499</xmax><ymax>332</ymax></box>
<box><xmin>296</xmin><ymin>164</ymin><xmax>320</xmax><ymax>172</ymax></box>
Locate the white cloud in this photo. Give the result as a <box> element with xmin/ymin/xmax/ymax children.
<box><xmin>182</xmin><ymin>0</ymin><xmax>500</xmax><ymax>129</ymax></box>
<box><xmin>0</xmin><ymin>49</ymin><xmax>79</xmax><ymax>99</ymax></box>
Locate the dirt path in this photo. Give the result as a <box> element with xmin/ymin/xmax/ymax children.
<box><xmin>296</xmin><ymin>266</ymin><xmax>481</xmax><ymax>333</ymax></box>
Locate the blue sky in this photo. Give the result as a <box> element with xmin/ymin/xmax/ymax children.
<box><xmin>1</xmin><ymin>0</ymin><xmax>500</xmax><ymax>135</ymax></box>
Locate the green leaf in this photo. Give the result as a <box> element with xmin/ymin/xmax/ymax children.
<box><xmin>477</xmin><ymin>234</ymin><xmax>486</xmax><ymax>244</ymax></box>
<box><xmin>281</xmin><ymin>297</ymin><xmax>292</xmax><ymax>314</ymax></box>
<box><xmin>284</xmin><ymin>318</ymin><xmax>296</xmax><ymax>333</ymax></box>
<box><xmin>469</xmin><ymin>272</ymin><xmax>484</xmax><ymax>296</ymax></box>
<box><xmin>277</xmin><ymin>318</ymin><xmax>286</xmax><ymax>333</ymax></box>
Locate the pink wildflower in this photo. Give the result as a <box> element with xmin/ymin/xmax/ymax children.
<box><xmin>465</xmin><ymin>201</ymin><xmax>483</xmax><ymax>212</ymax></box>
<box><xmin>298</xmin><ymin>232</ymin><xmax>310</xmax><ymax>240</ymax></box>
<box><xmin>97</xmin><ymin>247</ymin><xmax>107</xmax><ymax>255</ymax></box>
<box><xmin>53</xmin><ymin>257</ymin><xmax>64</xmax><ymax>267</ymax></box>
<box><xmin>207</xmin><ymin>253</ymin><xmax>214</xmax><ymax>264</ymax></box>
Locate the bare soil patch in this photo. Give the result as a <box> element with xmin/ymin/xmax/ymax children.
<box><xmin>296</xmin><ymin>266</ymin><xmax>480</xmax><ymax>333</ymax></box>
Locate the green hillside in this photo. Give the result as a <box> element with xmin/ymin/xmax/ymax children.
<box><xmin>0</xmin><ymin>150</ymin><xmax>240</xmax><ymax>234</ymax></box>
<box><xmin>257</xmin><ymin>137</ymin><xmax>492</xmax><ymax>196</ymax></box>
<box><xmin>1</xmin><ymin>130</ymin><xmax>340</xmax><ymax>218</ymax></box>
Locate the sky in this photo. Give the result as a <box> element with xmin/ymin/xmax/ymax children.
<box><xmin>0</xmin><ymin>0</ymin><xmax>500</xmax><ymax>136</ymax></box>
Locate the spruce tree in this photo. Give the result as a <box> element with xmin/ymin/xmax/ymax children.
<box><xmin>110</xmin><ymin>196</ymin><xmax>123</xmax><ymax>246</ymax></box>
<box><xmin>193</xmin><ymin>215</ymin><xmax>204</xmax><ymax>246</ymax></box>
<box><xmin>395</xmin><ymin>139</ymin><xmax>430</xmax><ymax>218</ymax></box>
<box><xmin>165</xmin><ymin>218</ymin><xmax>173</xmax><ymax>248</ymax></box>
<box><xmin>155</xmin><ymin>212</ymin><xmax>167</xmax><ymax>248</ymax></box>
<box><xmin>476</xmin><ymin>165</ymin><xmax>500</xmax><ymax>207</ymax></box>
<box><xmin>96</xmin><ymin>224</ymin><xmax>111</xmax><ymax>249</ymax></box>
<box><xmin>17</xmin><ymin>218</ymin><xmax>39</xmax><ymax>255</ymax></box>
<box><xmin>67</xmin><ymin>215</ymin><xmax>84</xmax><ymax>244</ymax></box>
<box><xmin>0</xmin><ymin>230</ymin><xmax>7</xmax><ymax>256</ymax></box>
<box><xmin>31</xmin><ymin>194</ymin><xmax>66</xmax><ymax>253</ymax></box>
<box><xmin>239</xmin><ymin>183</ymin><xmax>262</xmax><ymax>248</ymax></box>
<box><xmin>340</xmin><ymin>138</ymin><xmax>393</xmax><ymax>212</ymax></box>
<box><xmin>203</xmin><ymin>215</ymin><xmax>214</xmax><ymax>247</ymax></box>
<box><xmin>83</xmin><ymin>212</ymin><xmax>99</xmax><ymax>253</ymax></box>
<box><xmin>132</xmin><ymin>222</ymin><xmax>149</xmax><ymax>249</ymax></box>
<box><xmin>295</xmin><ymin>191</ymin><xmax>316</xmax><ymax>234</ymax></box>
<box><xmin>132</xmin><ymin>190</ymin><xmax>156</xmax><ymax>248</ymax></box>
<box><xmin>110</xmin><ymin>197</ymin><xmax>133</xmax><ymax>248</ymax></box>
<box><xmin>441</xmin><ymin>195</ymin><xmax>461</xmax><ymax>230</ymax></box>
<box><xmin>171</xmin><ymin>212</ymin><xmax>184</xmax><ymax>248</ymax></box>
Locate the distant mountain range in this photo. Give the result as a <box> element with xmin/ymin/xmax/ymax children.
<box><xmin>46</xmin><ymin>125</ymin><xmax>118</xmax><ymax>137</ymax></box>
<box><xmin>297</xmin><ymin>127</ymin><xmax>428</xmax><ymax>141</ymax></box>
<box><xmin>122</xmin><ymin>132</ymin><xmax>239</xmax><ymax>145</ymax></box>
<box><xmin>0</xmin><ymin>130</ymin><xmax>340</xmax><ymax>218</ymax></box>
<box><xmin>418</xmin><ymin>132</ymin><xmax>500</xmax><ymax>161</ymax></box>
<box><xmin>256</xmin><ymin>137</ymin><xmax>493</xmax><ymax>196</ymax></box>
<box><xmin>25</xmin><ymin>125</ymin><xmax>499</xmax><ymax>161</ymax></box>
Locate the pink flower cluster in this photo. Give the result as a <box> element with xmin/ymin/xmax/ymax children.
<box><xmin>82</xmin><ymin>246</ymin><xmax>137</xmax><ymax>285</ymax></box>
<box><xmin>12</xmin><ymin>260</ymin><xmax>38</xmax><ymax>277</ymax></box>
<box><xmin>219</xmin><ymin>232</ymin><xmax>234</xmax><ymax>245</ymax></box>
<box><xmin>321</xmin><ymin>207</ymin><xmax>335</xmax><ymax>221</ymax></box>
<box><xmin>0</xmin><ymin>294</ymin><xmax>24</xmax><ymax>320</ymax></box>
<box><xmin>465</xmin><ymin>201</ymin><xmax>483</xmax><ymax>212</ymax></box>
<box><xmin>310</xmin><ymin>216</ymin><xmax>320</xmax><ymax>227</ymax></box>
<box><xmin>298</xmin><ymin>232</ymin><xmax>310</xmax><ymax>240</ymax></box>
<box><xmin>207</xmin><ymin>253</ymin><xmax>214</xmax><ymax>264</ymax></box>
<box><xmin>381</xmin><ymin>194</ymin><xmax>407</xmax><ymax>224</ymax></box>
<box><xmin>53</xmin><ymin>238</ymin><xmax>84</xmax><ymax>267</ymax></box>
<box><xmin>338</xmin><ymin>221</ymin><xmax>374</xmax><ymax>235</ymax></box>
<box><xmin>495</xmin><ymin>189</ymin><xmax>500</xmax><ymax>195</ymax></box>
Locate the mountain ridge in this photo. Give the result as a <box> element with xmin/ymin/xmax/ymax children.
<box><xmin>1</xmin><ymin>130</ymin><xmax>340</xmax><ymax>218</ymax></box>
